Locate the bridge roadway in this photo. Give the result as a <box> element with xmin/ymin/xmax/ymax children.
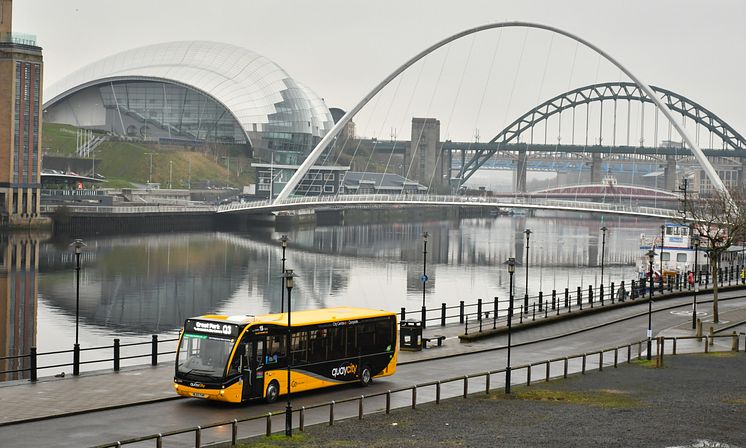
<box><xmin>2</xmin><ymin>289</ymin><xmax>746</xmax><ymax>447</ymax></box>
<box><xmin>217</xmin><ymin>194</ymin><xmax>680</xmax><ymax>219</ymax></box>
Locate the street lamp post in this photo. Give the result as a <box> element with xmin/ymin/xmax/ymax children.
<box><xmin>284</xmin><ymin>269</ymin><xmax>295</xmax><ymax>437</ymax></box>
<box><xmin>505</xmin><ymin>257</ymin><xmax>516</xmax><ymax>394</ymax></box>
<box><xmin>524</xmin><ymin>229</ymin><xmax>531</xmax><ymax>312</ymax></box>
<box><xmin>169</xmin><ymin>160</ymin><xmax>173</xmax><ymax>189</ymax></box>
<box><xmin>659</xmin><ymin>224</ymin><xmax>666</xmax><ymax>290</ymax></box>
<box><xmin>422</xmin><ymin>231</ymin><xmax>429</xmax><ymax>328</ymax></box>
<box><xmin>692</xmin><ymin>235</ymin><xmax>700</xmax><ymax>329</ymax></box>
<box><xmin>70</xmin><ymin>239</ymin><xmax>86</xmax><ymax>376</ymax></box>
<box><xmin>600</xmin><ymin>226</ymin><xmax>608</xmax><ymax>288</ymax></box>
<box><xmin>280</xmin><ymin>235</ymin><xmax>288</xmax><ymax>313</ymax></box>
<box><xmin>646</xmin><ymin>249</ymin><xmax>656</xmax><ymax>360</ymax></box>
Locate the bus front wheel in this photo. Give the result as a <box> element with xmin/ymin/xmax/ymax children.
<box><xmin>359</xmin><ymin>366</ymin><xmax>372</xmax><ymax>386</ymax></box>
<box><xmin>265</xmin><ymin>381</ymin><xmax>279</xmax><ymax>404</ymax></box>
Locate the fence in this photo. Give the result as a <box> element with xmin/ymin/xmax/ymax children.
<box><xmin>0</xmin><ymin>335</ymin><xmax>179</xmax><ymax>382</ymax></box>
<box><xmin>92</xmin><ymin>332</ymin><xmax>743</xmax><ymax>448</ymax></box>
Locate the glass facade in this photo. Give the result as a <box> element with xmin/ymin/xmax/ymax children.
<box><xmin>44</xmin><ymin>41</ymin><xmax>334</xmax><ymax>159</ymax></box>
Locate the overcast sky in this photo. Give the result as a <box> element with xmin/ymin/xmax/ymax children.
<box><xmin>15</xmin><ymin>0</ymin><xmax>746</xmax><ymax>143</ymax></box>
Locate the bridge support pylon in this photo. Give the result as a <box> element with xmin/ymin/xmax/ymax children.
<box><xmin>664</xmin><ymin>155</ymin><xmax>677</xmax><ymax>192</ymax></box>
<box><xmin>515</xmin><ymin>149</ymin><xmax>528</xmax><ymax>193</ymax></box>
<box><xmin>590</xmin><ymin>153</ymin><xmax>603</xmax><ymax>184</ymax></box>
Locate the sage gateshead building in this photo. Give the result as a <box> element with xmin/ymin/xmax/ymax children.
<box><xmin>42</xmin><ymin>41</ymin><xmax>334</xmax><ymax>163</ymax></box>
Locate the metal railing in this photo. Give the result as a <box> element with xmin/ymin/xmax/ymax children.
<box><xmin>0</xmin><ymin>335</ymin><xmax>179</xmax><ymax>381</ymax></box>
<box><xmin>39</xmin><ymin>204</ymin><xmax>216</xmax><ymax>214</ymax></box>
<box><xmin>93</xmin><ymin>332</ymin><xmax>743</xmax><ymax>447</ymax></box>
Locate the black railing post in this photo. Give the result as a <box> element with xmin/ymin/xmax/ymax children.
<box><xmin>114</xmin><ymin>338</ymin><xmax>120</xmax><ymax>372</ymax></box>
<box><xmin>421</xmin><ymin>306</ymin><xmax>427</xmax><ymax>329</ymax></box>
<box><xmin>532</xmin><ymin>303</ymin><xmax>536</xmax><ymax>321</ymax></box>
<box><xmin>564</xmin><ymin>288</ymin><xmax>569</xmax><ymax>308</ymax></box>
<box><xmin>611</xmin><ymin>282</ymin><xmax>615</xmax><ymax>303</ymax></box>
<box><xmin>551</xmin><ymin>290</ymin><xmax>556</xmax><ymax>310</ymax></box>
<box><xmin>577</xmin><ymin>286</ymin><xmax>582</xmax><ymax>309</ymax></box>
<box><xmin>588</xmin><ymin>285</ymin><xmax>593</xmax><ymax>308</ymax></box>
<box><xmin>73</xmin><ymin>343</ymin><xmax>80</xmax><ymax>376</ymax></box>
<box><xmin>401</xmin><ymin>307</ymin><xmax>406</xmax><ymax>322</ymax></box>
<box><xmin>523</xmin><ymin>294</ymin><xmax>529</xmax><ymax>314</ymax></box>
<box><xmin>29</xmin><ymin>347</ymin><xmax>37</xmax><ymax>382</ymax></box>
<box><xmin>441</xmin><ymin>303</ymin><xmax>446</xmax><ymax>327</ymax></box>
<box><xmin>459</xmin><ymin>301</ymin><xmax>465</xmax><ymax>324</ymax></box>
<box><xmin>600</xmin><ymin>284</ymin><xmax>604</xmax><ymax>306</ymax></box>
<box><xmin>493</xmin><ymin>297</ymin><xmax>498</xmax><ymax>327</ymax></box>
<box><xmin>151</xmin><ymin>335</ymin><xmax>158</xmax><ymax>366</ymax></box>
<box><xmin>619</xmin><ymin>281</ymin><xmax>624</xmax><ymax>302</ymax></box>
<box><xmin>477</xmin><ymin>299</ymin><xmax>482</xmax><ymax>321</ymax></box>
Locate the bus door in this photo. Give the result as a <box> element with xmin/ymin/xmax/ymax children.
<box><xmin>244</xmin><ymin>337</ymin><xmax>266</xmax><ymax>399</ymax></box>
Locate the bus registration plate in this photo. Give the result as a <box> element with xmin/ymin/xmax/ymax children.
<box><xmin>192</xmin><ymin>392</ymin><xmax>206</xmax><ymax>398</ymax></box>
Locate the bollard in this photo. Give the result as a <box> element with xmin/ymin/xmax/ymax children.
<box><xmin>29</xmin><ymin>347</ymin><xmax>37</xmax><ymax>382</ymax></box>
<box><xmin>638</xmin><ymin>341</ymin><xmax>642</xmax><ymax>359</ymax></box>
<box><xmin>599</xmin><ymin>351</ymin><xmax>603</xmax><ymax>371</ymax></box>
<box><xmin>493</xmin><ymin>297</ymin><xmax>499</xmax><ymax>329</ymax></box>
<box><xmin>73</xmin><ymin>343</ymin><xmax>80</xmax><ymax>376</ymax></box>
<box><xmin>673</xmin><ymin>338</ymin><xmax>677</xmax><ymax>355</ymax></box>
<box><xmin>588</xmin><ymin>285</ymin><xmax>593</xmax><ymax>307</ymax></box>
<box><xmin>232</xmin><ymin>419</ymin><xmax>238</xmax><ymax>443</ymax></box>
<box><xmin>545</xmin><ymin>361</ymin><xmax>550</xmax><ymax>382</ymax></box>
<box><xmin>156</xmin><ymin>434</ymin><xmax>163</xmax><ymax>448</ymax></box>
<box><xmin>459</xmin><ymin>301</ymin><xmax>465</xmax><ymax>324</ymax></box>
<box><xmin>577</xmin><ymin>286</ymin><xmax>582</xmax><ymax>309</ymax></box>
<box><xmin>614</xmin><ymin>348</ymin><xmax>618</xmax><ymax>367</ymax></box>
<box><xmin>421</xmin><ymin>306</ymin><xmax>427</xmax><ymax>329</ymax></box>
<box><xmin>733</xmin><ymin>331</ymin><xmax>740</xmax><ymax>352</ymax></box>
<box><xmin>705</xmin><ymin>336</ymin><xmax>709</xmax><ymax>353</ymax></box>
<box><xmin>611</xmin><ymin>282</ymin><xmax>615</xmax><ymax>304</ymax></box>
<box><xmin>519</xmin><ymin>305</ymin><xmax>523</xmax><ymax>324</ymax></box>
<box><xmin>436</xmin><ymin>382</ymin><xmax>441</xmax><ymax>404</ymax></box>
<box><xmin>401</xmin><ymin>307</ymin><xmax>406</xmax><ymax>322</ymax></box>
<box><xmin>463</xmin><ymin>375</ymin><xmax>469</xmax><ymax>398</ymax></box>
<box><xmin>386</xmin><ymin>391</ymin><xmax>391</xmax><ymax>413</ymax></box>
<box><xmin>195</xmin><ymin>426</ymin><xmax>201</xmax><ymax>448</ymax></box>
<box><xmin>526</xmin><ymin>366</ymin><xmax>531</xmax><ymax>386</ymax></box>
<box><xmin>359</xmin><ymin>395</ymin><xmax>364</xmax><ymax>420</ymax></box>
<box><xmin>660</xmin><ymin>337</ymin><xmax>665</xmax><ymax>367</ymax></box>
<box><xmin>485</xmin><ymin>373</ymin><xmax>491</xmax><ymax>394</ymax></box>
<box><xmin>151</xmin><ymin>335</ymin><xmax>158</xmax><ymax>366</ymax></box>
<box><xmin>627</xmin><ymin>344</ymin><xmax>631</xmax><ymax>363</ymax></box>
<box><xmin>329</xmin><ymin>402</ymin><xmax>335</xmax><ymax>426</ymax></box>
<box><xmin>441</xmin><ymin>303</ymin><xmax>446</xmax><ymax>327</ymax></box>
<box><xmin>532</xmin><ymin>303</ymin><xmax>536</xmax><ymax>321</ymax></box>
<box><xmin>545</xmin><ymin>301</ymin><xmax>548</xmax><ymax>318</ymax></box>
<box><xmin>696</xmin><ymin>319</ymin><xmax>703</xmax><ymax>340</ymax></box>
<box><xmin>709</xmin><ymin>327</ymin><xmax>714</xmax><ymax>346</ymax></box>
<box><xmin>412</xmin><ymin>386</ymin><xmax>417</xmax><ymax>409</ymax></box>
<box><xmin>581</xmin><ymin>354</ymin><xmax>586</xmax><ymax>374</ymax></box>
<box><xmin>552</xmin><ymin>290</ymin><xmax>557</xmax><ymax>310</ymax></box>
<box><xmin>600</xmin><ymin>284</ymin><xmax>604</xmax><ymax>306</ymax></box>
<box><xmin>114</xmin><ymin>338</ymin><xmax>120</xmax><ymax>372</ymax></box>
<box><xmin>564</xmin><ymin>288</ymin><xmax>569</xmax><ymax>309</ymax></box>
<box><xmin>266</xmin><ymin>412</ymin><xmax>272</xmax><ymax>436</ymax></box>
<box><xmin>538</xmin><ymin>292</ymin><xmax>543</xmax><ymax>312</ymax></box>
<box><xmin>299</xmin><ymin>409</ymin><xmax>304</xmax><ymax>432</ymax></box>
<box><xmin>477</xmin><ymin>299</ymin><xmax>482</xmax><ymax>321</ymax></box>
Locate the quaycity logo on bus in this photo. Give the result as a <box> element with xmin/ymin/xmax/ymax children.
<box><xmin>331</xmin><ymin>362</ymin><xmax>357</xmax><ymax>378</ymax></box>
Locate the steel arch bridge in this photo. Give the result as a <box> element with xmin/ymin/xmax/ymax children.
<box><xmin>458</xmin><ymin>81</ymin><xmax>746</xmax><ymax>183</ymax></box>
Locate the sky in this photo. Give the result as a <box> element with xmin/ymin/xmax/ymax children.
<box><xmin>14</xmin><ymin>0</ymin><xmax>746</xmax><ymax>143</ymax></box>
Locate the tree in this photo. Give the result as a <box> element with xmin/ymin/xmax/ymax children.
<box><xmin>680</xmin><ymin>186</ymin><xmax>746</xmax><ymax>322</ymax></box>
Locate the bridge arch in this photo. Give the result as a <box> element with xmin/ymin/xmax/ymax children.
<box><xmin>458</xmin><ymin>82</ymin><xmax>746</xmax><ymax>182</ymax></box>
<box><xmin>276</xmin><ymin>21</ymin><xmax>729</xmax><ymax>203</ymax></box>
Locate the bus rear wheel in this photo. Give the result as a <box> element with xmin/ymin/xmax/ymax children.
<box><xmin>359</xmin><ymin>366</ymin><xmax>372</xmax><ymax>386</ymax></box>
<box><xmin>265</xmin><ymin>381</ymin><xmax>279</xmax><ymax>403</ymax></box>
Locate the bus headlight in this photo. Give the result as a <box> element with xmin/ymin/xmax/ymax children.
<box><xmin>220</xmin><ymin>389</ymin><xmax>224</xmax><ymax>395</ymax></box>
<box><xmin>173</xmin><ymin>384</ymin><xmax>179</xmax><ymax>390</ymax></box>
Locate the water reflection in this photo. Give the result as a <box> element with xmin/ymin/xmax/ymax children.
<box><xmin>24</xmin><ymin>215</ymin><xmax>656</xmax><ymax>359</ymax></box>
<box><xmin>0</xmin><ymin>233</ymin><xmax>47</xmax><ymax>381</ymax></box>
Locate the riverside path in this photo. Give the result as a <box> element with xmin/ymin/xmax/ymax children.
<box><xmin>2</xmin><ymin>288</ymin><xmax>746</xmax><ymax>447</ymax></box>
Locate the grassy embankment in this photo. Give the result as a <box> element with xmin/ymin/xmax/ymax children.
<box><xmin>42</xmin><ymin>123</ymin><xmax>256</xmax><ymax>189</ymax></box>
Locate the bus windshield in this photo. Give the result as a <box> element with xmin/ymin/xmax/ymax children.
<box><xmin>177</xmin><ymin>333</ymin><xmax>235</xmax><ymax>379</ymax></box>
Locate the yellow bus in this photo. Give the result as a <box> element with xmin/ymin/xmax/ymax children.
<box><xmin>173</xmin><ymin>307</ymin><xmax>398</xmax><ymax>403</ymax></box>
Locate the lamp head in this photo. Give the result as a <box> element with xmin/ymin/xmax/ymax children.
<box><xmin>69</xmin><ymin>239</ymin><xmax>86</xmax><ymax>254</ymax></box>
<box><xmin>601</xmin><ymin>226</ymin><xmax>607</xmax><ymax>232</ymax></box>
<box><xmin>647</xmin><ymin>249</ymin><xmax>656</xmax><ymax>264</ymax></box>
<box><xmin>284</xmin><ymin>269</ymin><xmax>295</xmax><ymax>290</ymax></box>
<box><xmin>506</xmin><ymin>257</ymin><xmax>516</xmax><ymax>274</ymax></box>
<box><xmin>692</xmin><ymin>234</ymin><xmax>700</xmax><ymax>248</ymax></box>
<box><xmin>524</xmin><ymin>229</ymin><xmax>532</xmax><ymax>236</ymax></box>
<box><xmin>280</xmin><ymin>234</ymin><xmax>288</xmax><ymax>248</ymax></box>
<box><xmin>423</xmin><ymin>231</ymin><xmax>429</xmax><ymax>241</ymax></box>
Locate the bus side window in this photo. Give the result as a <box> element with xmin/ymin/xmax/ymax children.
<box><xmin>265</xmin><ymin>336</ymin><xmax>284</xmax><ymax>365</ymax></box>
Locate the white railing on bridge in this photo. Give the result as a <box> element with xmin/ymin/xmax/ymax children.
<box><xmin>217</xmin><ymin>194</ymin><xmax>681</xmax><ymax>219</ymax></box>
<box><xmin>40</xmin><ymin>204</ymin><xmax>217</xmax><ymax>214</ymax></box>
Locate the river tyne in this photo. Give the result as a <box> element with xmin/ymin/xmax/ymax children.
<box><xmin>3</xmin><ymin>213</ymin><xmax>664</xmax><ymax>375</ymax></box>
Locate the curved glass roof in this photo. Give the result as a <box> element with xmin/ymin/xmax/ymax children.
<box><xmin>44</xmin><ymin>41</ymin><xmax>334</xmax><ymax>146</ymax></box>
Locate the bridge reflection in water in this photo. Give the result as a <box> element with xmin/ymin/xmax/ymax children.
<box><xmin>2</xmin><ymin>215</ymin><xmax>655</xmax><ymax>365</ymax></box>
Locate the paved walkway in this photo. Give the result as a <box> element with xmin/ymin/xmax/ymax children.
<box><xmin>2</xmin><ymin>288</ymin><xmax>746</xmax><ymax>427</ymax></box>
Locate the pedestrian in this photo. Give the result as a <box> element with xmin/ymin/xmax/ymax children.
<box><xmin>687</xmin><ymin>271</ymin><xmax>694</xmax><ymax>289</ymax></box>
<box><xmin>741</xmin><ymin>267</ymin><xmax>745</xmax><ymax>285</ymax></box>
